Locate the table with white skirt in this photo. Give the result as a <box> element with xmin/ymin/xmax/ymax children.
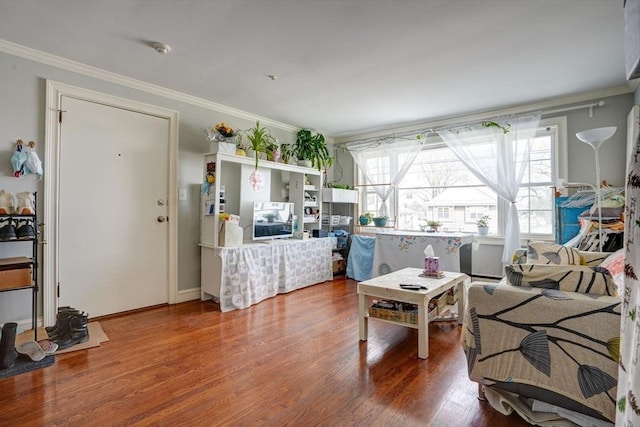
<box><xmin>372</xmin><ymin>231</ymin><xmax>473</xmax><ymax>277</ymax></box>
<box><xmin>201</xmin><ymin>237</ymin><xmax>333</xmax><ymax>312</ymax></box>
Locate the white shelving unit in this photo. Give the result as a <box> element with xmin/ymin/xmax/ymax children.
<box><xmin>200</xmin><ymin>152</ymin><xmax>322</xmax><ymax>247</ymax></box>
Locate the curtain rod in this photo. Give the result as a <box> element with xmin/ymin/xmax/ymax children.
<box><xmin>337</xmin><ymin>100</ymin><xmax>606</xmax><ymax>148</ymax></box>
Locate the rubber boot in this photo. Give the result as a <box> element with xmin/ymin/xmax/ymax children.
<box><xmin>54</xmin><ymin>314</ymin><xmax>89</xmax><ymax>350</ymax></box>
<box><xmin>0</xmin><ymin>322</ymin><xmax>19</xmax><ymax>369</ymax></box>
<box><xmin>45</xmin><ymin>307</ymin><xmax>78</xmax><ymax>334</ymax></box>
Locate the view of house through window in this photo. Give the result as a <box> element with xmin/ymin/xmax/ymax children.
<box><xmin>357</xmin><ymin>121</ymin><xmax>558</xmax><ymax>237</ymax></box>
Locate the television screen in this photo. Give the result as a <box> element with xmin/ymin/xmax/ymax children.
<box><xmin>252</xmin><ymin>201</ymin><xmax>295</xmax><ymax>241</ymax></box>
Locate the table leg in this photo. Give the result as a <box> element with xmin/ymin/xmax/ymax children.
<box><xmin>418</xmin><ymin>301</ymin><xmax>428</xmax><ymax>359</ymax></box>
<box><xmin>358</xmin><ymin>293</ymin><xmax>368</xmax><ymax>341</ymax></box>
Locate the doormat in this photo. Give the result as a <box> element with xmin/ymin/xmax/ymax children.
<box><xmin>0</xmin><ymin>355</ymin><xmax>55</xmax><ymax>380</ymax></box>
<box><xmin>15</xmin><ymin>322</ymin><xmax>109</xmax><ymax>354</ymax></box>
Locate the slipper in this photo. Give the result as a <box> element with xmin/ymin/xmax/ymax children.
<box><xmin>37</xmin><ymin>339</ymin><xmax>59</xmax><ymax>355</ymax></box>
<box><xmin>16</xmin><ymin>340</ymin><xmax>46</xmax><ymax>362</ymax></box>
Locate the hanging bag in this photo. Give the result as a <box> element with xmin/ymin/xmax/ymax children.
<box><xmin>10</xmin><ymin>139</ymin><xmax>28</xmax><ymax>177</ymax></box>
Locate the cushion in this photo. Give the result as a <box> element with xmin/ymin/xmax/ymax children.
<box><xmin>578</xmin><ymin>250</ymin><xmax>610</xmax><ymax>267</ymax></box>
<box><xmin>505</xmin><ymin>263</ymin><xmax>618</xmax><ymax>296</ymax></box>
<box><xmin>526</xmin><ymin>241</ymin><xmax>581</xmax><ymax>265</ymax></box>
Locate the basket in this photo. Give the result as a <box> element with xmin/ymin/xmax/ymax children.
<box><xmin>339</xmin><ymin>216</ymin><xmax>352</xmax><ymax>225</ymax></box>
<box><xmin>369</xmin><ymin>300</ymin><xmax>418</xmax><ymax>324</ymax></box>
<box><xmin>430</xmin><ymin>292</ymin><xmax>448</xmax><ymax>314</ymax></box>
<box><xmin>446</xmin><ymin>287</ymin><xmax>459</xmax><ymax>304</ymax></box>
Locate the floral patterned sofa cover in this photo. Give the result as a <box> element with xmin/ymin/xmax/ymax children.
<box><xmin>461</xmin><ymin>242</ymin><xmax>625</xmax><ymax>424</ymax></box>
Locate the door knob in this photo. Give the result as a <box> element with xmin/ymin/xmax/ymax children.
<box><xmin>157</xmin><ymin>216</ymin><xmax>167</xmax><ymax>223</ymax></box>
<box><xmin>157</xmin><ymin>199</ymin><xmax>166</xmax><ymax>206</ymax></box>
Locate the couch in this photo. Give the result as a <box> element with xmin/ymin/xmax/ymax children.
<box><xmin>461</xmin><ymin>242</ymin><xmax>625</xmax><ymax>425</ymax></box>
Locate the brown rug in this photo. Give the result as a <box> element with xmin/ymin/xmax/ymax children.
<box><xmin>15</xmin><ymin>322</ymin><xmax>109</xmax><ymax>354</ymax></box>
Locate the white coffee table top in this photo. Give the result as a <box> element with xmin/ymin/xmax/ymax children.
<box><xmin>358</xmin><ymin>267</ymin><xmax>468</xmax><ymax>303</ymax></box>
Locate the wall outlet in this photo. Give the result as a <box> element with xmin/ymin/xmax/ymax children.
<box><xmin>179</xmin><ymin>189</ymin><xmax>187</xmax><ymax>201</ymax></box>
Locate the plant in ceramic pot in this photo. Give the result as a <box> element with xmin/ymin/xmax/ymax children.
<box><xmin>476</xmin><ymin>215</ymin><xmax>490</xmax><ymax>235</ymax></box>
<box><xmin>425</xmin><ymin>220</ymin><xmax>442</xmax><ymax>233</ymax></box>
<box><xmin>245</xmin><ymin>121</ymin><xmax>276</xmax><ymax>169</ymax></box>
<box><xmin>235</xmin><ymin>135</ymin><xmax>246</xmax><ymax>156</ymax></box>
<box><xmin>359</xmin><ymin>212</ymin><xmax>374</xmax><ymax>226</ymax></box>
<box><xmin>279</xmin><ymin>143</ymin><xmax>293</xmax><ymax>164</ymax></box>
<box><xmin>265</xmin><ymin>139</ymin><xmax>280</xmax><ymax>162</ymax></box>
<box><xmin>294</xmin><ymin>129</ymin><xmax>330</xmax><ymax>170</ymax></box>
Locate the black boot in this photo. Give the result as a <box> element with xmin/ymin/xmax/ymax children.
<box><xmin>0</xmin><ymin>322</ymin><xmax>19</xmax><ymax>369</ymax></box>
<box><xmin>45</xmin><ymin>307</ymin><xmax>79</xmax><ymax>335</ymax></box>
<box><xmin>47</xmin><ymin>309</ymin><xmax>81</xmax><ymax>340</ymax></box>
<box><xmin>54</xmin><ymin>314</ymin><xmax>89</xmax><ymax>350</ymax></box>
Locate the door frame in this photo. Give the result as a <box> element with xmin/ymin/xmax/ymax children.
<box><xmin>44</xmin><ymin>80</ymin><xmax>179</xmax><ymax>326</ymax></box>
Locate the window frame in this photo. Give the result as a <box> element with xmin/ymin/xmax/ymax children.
<box><xmin>355</xmin><ymin>116</ymin><xmax>568</xmax><ymax>241</ymax></box>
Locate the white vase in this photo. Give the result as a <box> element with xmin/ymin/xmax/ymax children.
<box><xmin>477</xmin><ymin>226</ymin><xmax>489</xmax><ymax>236</ymax></box>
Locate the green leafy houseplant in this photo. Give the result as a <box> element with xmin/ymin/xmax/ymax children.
<box><xmin>294</xmin><ymin>129</ymin><xmax>331</xmax><ymax>170</ymax></box>
<box><xmin>359</xmin><ymin>212</ymin><xmax>374</xmax><ymax>225</ymax></box>
<box><xmin>280</xmin><ymin>143</ymin><xmax>292</xmax><ymax>164</ymax></box>
<box><xmin>245</xmin><ymin>121</ymin><xmax>276</xmax><ymax>169</ymax></box>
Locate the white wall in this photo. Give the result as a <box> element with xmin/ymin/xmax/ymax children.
<box><xmin>0</xmin><ymin>51</ymin><xmax>300</xmax><ymax>325</ymax></box>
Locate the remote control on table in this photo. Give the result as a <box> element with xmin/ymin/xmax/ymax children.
<box><xmin>399</xmin><ymin>283</ymin><xmax>428</xmax><ymax>290</ymax></box>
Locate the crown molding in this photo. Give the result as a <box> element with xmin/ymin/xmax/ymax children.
<box><xmin>334</xmin><ymin>84</ymin><xmax>635</xmax><ymax>144</ymax></box>
<box><xmin>0</xmin><ymin>39</ymin><xmax>298</xmax><ymax>132</ymax></box>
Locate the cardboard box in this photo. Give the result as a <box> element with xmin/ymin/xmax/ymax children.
<box><xmin>209</xmin><ymin>141</ymin><xmax>236</xmax><ymax>154</ymax></box>
<box><xmin>0</xmin><ymin>257</ymin><xmax>33</xmax><ymax>290</ymax></box>
<box><xmin>332</xmin><ymin>259</ymin><xmax>346</xmax><ymax>274</ymax></box>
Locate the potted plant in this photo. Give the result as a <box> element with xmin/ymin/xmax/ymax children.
<box><xmin>265</xmin><ymin>139</ymin><xmax>280</xmax><ymax>162</ymax></box>
<box><xmin>373</xmin><ymin>214</ymin><xmax>388</xmax><ymax>227</ymax></box>
<box><xmin>245</xmin><ymin>121</ymin><xmax>276</xmax><ymax>169</ymax></box>
<box><xmin>235</xmin><ymin>136</ymin><xmax>246</xmax><ymax>157</ymax></box>
<box><xmin>476</xmin><ymin>215</ymin><xmax>490</xmax><ymax>235</ymax></box>
<box><xmin>425</xmin><ymin>220</ymin><xmax>442</xmax><ymax>233</ymax></box>
<box><xmin>359</xmin><ymin>212</ymin><xmax>374</xmax><ymax>226</ymax></box>
<box><xmin>294</xmin><ymin>129</ymin><xmax>330</xmax><ymax>170</ymax></box>
<box><xmin>280</xmin><ymin>143</ymin><xmax>292</xmax><ymax>164</ymax></box>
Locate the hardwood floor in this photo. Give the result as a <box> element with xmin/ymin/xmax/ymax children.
<box><xmin>0</xmin><ymin>277</ymin><xmax>531</xmax><ymax>426</ymax></box>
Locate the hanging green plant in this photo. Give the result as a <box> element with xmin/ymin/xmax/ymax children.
<box><xmin>481</xmin><ymin>121</ymin><xmax>510</xmax><ymax>134</ymax></box>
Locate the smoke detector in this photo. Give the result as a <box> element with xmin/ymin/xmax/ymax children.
<box><xmin>151</xmin><ymin>42</ymin><xmax>171</xmax><ymax>54</ymax></box>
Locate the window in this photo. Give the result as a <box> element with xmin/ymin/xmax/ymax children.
<box><xmin>357</xmin><ymin>118</ymin><xmax>562</xmax><ymax>237</ymax></box>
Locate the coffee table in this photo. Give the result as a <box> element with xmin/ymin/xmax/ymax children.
<box><xmin>358</xmin><ymin>267</ymin><xmax>469</xmax><ymax>359</ymax></box>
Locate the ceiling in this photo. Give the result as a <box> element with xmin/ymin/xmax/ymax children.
<box><xmin>0</xmin><ymin>0</ymin><xmax>633</xmax><ymax>137</ymax></box>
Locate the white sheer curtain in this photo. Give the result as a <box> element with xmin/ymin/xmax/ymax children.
<box><xmin>347</xmin><ymin>138</ymin><xmax>423</xmax><ymax>217</ymax></box>
<box><xmin>437</xmin><ymin>114</ymin><xmax>541</xmax><ymax>264</ymax></box>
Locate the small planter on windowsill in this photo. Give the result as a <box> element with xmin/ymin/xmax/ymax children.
<box><xmin>476</xmin><ymin>215</ymin><xmax>491</xmax><ymax>236</ymax></box>
<box><xmin>373</xmin><ymin>216</ymin><xmax>388</xmax><ymax>227</ymax></box>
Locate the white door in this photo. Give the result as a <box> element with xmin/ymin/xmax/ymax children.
<box><xmin>57</xmin><ymin>96</ymin><xmax>169</xmax><ymax>317</ymax></box>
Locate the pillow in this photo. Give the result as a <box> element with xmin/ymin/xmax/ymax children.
<box><xmin>526</xmin><ymin>241</ymin><xmax>581</xmax><ymax>265</ymax></box>
<box><xmin>599</xmin><ymin>249</ymin><xmax>625</xmax><ymax>296</ymax></box>
<box><xmin>505</xmin><ymin>264</ymin><xmax>618</xmax><ymax>296</ymax></box>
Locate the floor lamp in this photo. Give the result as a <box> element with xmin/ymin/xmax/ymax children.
<box><xmin>575</xmin><ymin>126</ymin><xmax>617</xmax><ymax>251</ymax></box>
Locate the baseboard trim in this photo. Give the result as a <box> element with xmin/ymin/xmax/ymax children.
<box><xmin>177</xmin><ymin>287</ymin><xmax>201</xmax><ymax>303</ymax></box>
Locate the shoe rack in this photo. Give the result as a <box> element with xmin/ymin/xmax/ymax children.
<box><xmin>0</xmin><ymin>192</ymin><xmax>38</xmax><ymax>340</ymax></box>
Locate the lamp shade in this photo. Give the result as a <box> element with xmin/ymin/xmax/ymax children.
<box><xmin>575</xmin><ymin>126</ymin><xmax>617</xmax><ymax>148</ymax></box>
